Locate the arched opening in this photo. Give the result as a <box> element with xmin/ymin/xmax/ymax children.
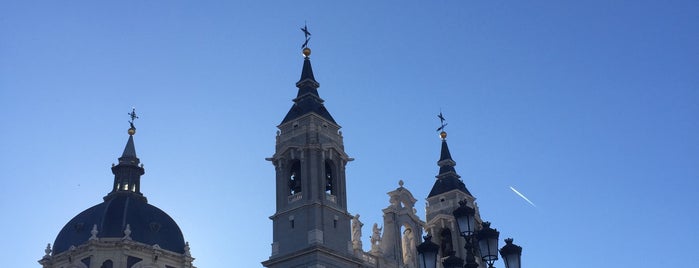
<box><xmin>288</xmin><ymin>160</ymin><xmax>301</xmax><ymax>195</ymax></box>
<box><xmin>324</xmin><ymin>160</ymin><xmax>335</xmax><ymax>195</ymax></box>
<box><xmin>440</xmin><ymin>228</ymin><xmax>454</xmax><ymax>256</ymax></box>
<box><xmin>100</xmin><ymin>260</ymin><xmax>113</xmax><ymax>268</ymax></box>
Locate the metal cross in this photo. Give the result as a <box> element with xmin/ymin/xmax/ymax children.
<box><xmin>128</xmin><ymin>108</ymin><xmax>139</xmax><ymax>125</ymax></box>
<box><xmin>301</xmin><ymin>23</ymin><xmax>311</xmax><ymax>48</ymax></box>
<box><xmin>437</xmin><ymin>112</ymin><xmax>448</xmax><ymax>132</ymax></box>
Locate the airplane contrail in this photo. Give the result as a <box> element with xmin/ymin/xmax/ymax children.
<box><xmin>509</xmin><ymin>186</ymin><xmax>536</xmax><ymax>207</ymax></box>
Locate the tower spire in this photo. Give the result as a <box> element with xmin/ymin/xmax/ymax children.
<box><xmin>280</xmin><ymin>26</ymin><xmax>336</xmax><ymax>125</ymax></box>
<box><xmin>428</xmin><ymin>113</ymin><xmax>471</xmax><ymax>197</ymax></box>
<box><xmin>106</xmin><ymin>108</ymin><xmax>146</xmax><ymax>201</ymax></box>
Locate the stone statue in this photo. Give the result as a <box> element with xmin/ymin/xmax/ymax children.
<box><xmin>370</xmin><ymin>223</ymin><xmax>382</xmax><ymax>253</ymax></box>
<box><xmin>401</xmin><ymin>228</ymin><xmax>416</xmax><ymax>268</ymax></box>
<box><xmin>351</xmin><ymin>214</ymin><xmax>363</xmax><ymax>250</ymax></box>
<box><xmin>184</xmin><ymin>242</ymin><xmax>191</xmax><ymax>257</ymax></box>
<box><xmin>370</xmin><ymin>223</ymin><xmax>382</xmax><ymax>246</ymax></box>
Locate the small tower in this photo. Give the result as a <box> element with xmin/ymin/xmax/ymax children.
<box><xmin>39</xmin><ymin>110</ymin><xmax>195</xmax><ymax>268</ymax></box>
<box><xmin>262</xmin><ymin>43</ymin><xmax>363</xmax><ymax>267</ymax></box>
<box><xmin>424</xmin><ymin>121</ymin><xmax>484</xmax><ymax>267</ymax></box>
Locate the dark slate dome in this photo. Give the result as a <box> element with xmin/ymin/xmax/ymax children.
<box><xmin>52</xmin><ymin>192</ymin><xmax>185</xmax><ymax>254</ymax></box>
<box><xmin>53</xmin><ymin>119</ymin><xmax>186</xmax><ymax>255</ymax></box>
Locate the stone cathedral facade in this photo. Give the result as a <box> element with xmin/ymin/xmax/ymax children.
<box><xmin>40</xmin><ymin>45</ymin><xmax>488</xmax><ymax>268</ymax></box>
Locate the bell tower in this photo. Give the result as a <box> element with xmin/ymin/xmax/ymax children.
<box><xmin>424</xmin><ymin>115</ymin><xmax>485</xmax><ymax>268</ymax></box>
<box><xmin>262</xmin><ymin>41</ymin><xmax>363</xmax><ymax>267</ymax></box>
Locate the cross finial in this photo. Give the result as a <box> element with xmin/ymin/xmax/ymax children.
<box><xmin>438</xmin><ymin>111</ymin><xmax>448</xmax><ymax>128</ymax></box>
<box><xmin>128</xmin><ymin>108</ymin><xmax>139</xmax><ymax>125</ymax></box>
<box><xmin>437</xmin><ymin>111</ymin><xmax>448</xmax><ymax>140</ymax></box>
<box><xmin>301</xmin><ymin>23</ymin><xmax>312</xmax><ymax>49</ymax></box>
<box><xmin>127</xmin><ymin>108</ymin><xmax>139</xmax><ymax>135</ymax></box>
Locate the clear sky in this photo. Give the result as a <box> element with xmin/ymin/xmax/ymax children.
<box><xmin>1</xmin><ymin>1</ymin><xmax>697</xmax><ymax>267</ymax></box>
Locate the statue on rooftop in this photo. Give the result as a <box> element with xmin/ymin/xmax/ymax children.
<box><xmin>351</xmin><ymin>214</ymin><xmax>363</xmax><ymax>250</ymax></box>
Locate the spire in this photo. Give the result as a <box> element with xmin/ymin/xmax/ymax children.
<box><xmin>121</xmin><ymin>135</ymin><xmax>137</xmax><ymax>159</ymax></box>
<box><xmin>281</xmin><ymin>30</ymin><xmax>336</xmax><ymax>125</ymax></box>
<box><xmin>295</xmin><ymin>51</ymin><xmax>321</xmax><ymax>99</ymax></box>
<box><xmin>428</xmin><ymin>115</ymin><xmax>471</xmax><ymax>197</ymax></box>
<box><xmin>438</xmin><ymin>132</ymin><xmax>456</xmax><ymax>174</ymax></box>
<box><xmin>118</xmin><ymin>108</ymin><xmax>140</xmax><ymax>164</ymax></box>
<box><xmin>296</xmin><ymin>25</ymin><xmax>320</xmax><ymax>98</ymax></box>
<box><xmin>105</xmin><ymin>109</ymin><xmax>146</xmax><ymax>201</ymax></box>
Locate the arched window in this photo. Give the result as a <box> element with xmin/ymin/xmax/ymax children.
<box><xmin>324</xmin><ymin>160</ymin><xmax>335</xmax><ymax>195</ymax></box>
<box><xmin>100</xmin><ymin>260</ymin><xmax>113</xmax><ymax>268</ymax></box>
<box><xmin>288</xmin><ymin>160</ymin><xmax>301</xmax><ymax>195</ymax></box>
<box><xmin>440</xmin><ymin>228</ymin><xmax>454</xmax><ymax>255</ymax></box>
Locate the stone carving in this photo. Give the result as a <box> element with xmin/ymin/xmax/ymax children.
<box><xmin>44</xmin><ymin>243</ymin><xmax>52</xmax><ymax>258</ymax></box>
<box><xmin>152</xmin><ymin>244</ymin><xmax>162</xmax><ymax>262</ymax></box>
<box><xmin>370</xmin><ymin>223</ymin><xmax>382</xmax><ymax>253</ymax></box>
<box><xmin>184</xmin><ymin>242</ymin><xmax>191</xmax><ymax>257</ymax></box>
<box><xmin>401</xmin><ymin>228</ymin><xmax>416</xmax><ymax>268</ymax></box>
<box><xmin>351</xmin><ymin>214</ymin><xmax>363</xmax><ymax>250</ymax></box>
<box><xmin>123</xmin><ymin>224</ymin><xmax>132</xmax><ymax>240</ymax></box>
<box><xmin>89</xmin><ymin>224</ymin><xmax>98</xmax><ymax>240</ymax></box>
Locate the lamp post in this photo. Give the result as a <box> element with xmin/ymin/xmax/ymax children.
<box><xmin>417</xmin><ymin>235</ymin><xmax>439</xmax><ymax>268</ymax></box>
<box><xmin>453</xmin><ymin>200</ymin><xmax>481</xmax><ymax>268</ymax></box>
<box><xmin>453</xmin><ymin>200</ymin><xmax>476</xmax><ymax>236</ymax></box>
<box><xmin>499</xmin><ymin>238</ymin><xmax>523</xmax><ymax>268</ymax></box>
<box><xmin>452</xmin><ymin>199</ymin><xmax>522</xmax><ymax>268</ymax></box>
<box><xmin>476</xmin><ymin>222</ymin><xmax>500</xmax><ymax>268</ymax></box>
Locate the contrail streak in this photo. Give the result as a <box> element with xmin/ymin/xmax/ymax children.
<box><xmin>509</xmin><ymin>186</ymin><xmax>536</xmax><ymax>207</ymax></box>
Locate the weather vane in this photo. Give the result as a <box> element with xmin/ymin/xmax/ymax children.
<box><xmin>301</xmin><ymin>23</ymin><xmax>311</xmax><ymax>49</ymax></box>
<box><xmin>437</xmin><ymin>111</ymin><xmax>448</xmax><ymax>132</ymax></box>
<box><xmin>128</xmin><ymin>108</ymin><xmax>139</xmax><ymax>131</ymax></box>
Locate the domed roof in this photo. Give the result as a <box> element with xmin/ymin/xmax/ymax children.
<box><xmin>52</xmin><ymin>113</ymin><xmax>186</xmax><ymax>256</ymax></box>
<box><xmin>52</xmin><ymin>192</ymin><xmax>185</xmax><ymax>255</ymax></box>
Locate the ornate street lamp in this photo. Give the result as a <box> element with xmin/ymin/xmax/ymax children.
<box><xmin>453</xmin><ymin>199</ymin><xmax>480</xmax><ymax>268</ymax></box>
<box><xmin>417</xmin><ymin>235</ymin><xmax>439</xmax><ymax>268</ymax></box>
<box><xmin>452</xmin><ymin>199</ymin><xmax>522</xmax><ymax>268</ymax></box>
<box><xmin>476</xmin><ymin>222</ymin><xmax>500</xmax><ymax>268</ymax></box>
<box><xmin>442</xmin><ymin>251</ymin><xmax>464</xmax><ymax>268</ymax></box>
<box><xmin>499</xmin><ymin>238</ymin><xmax>523</xmax><ymax>268</ymax></box>
<box><xmin>453</xmin><ymin>200</ymin><xmax>476</xmax><ymax>236</ymax></box>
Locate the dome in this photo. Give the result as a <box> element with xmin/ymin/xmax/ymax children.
<box><xmin>52</xmin><ymin>192</ymin><xmax>185</xmax><ymax>255</ymax></box>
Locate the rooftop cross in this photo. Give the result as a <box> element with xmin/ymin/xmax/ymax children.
<box><xmin>437</xmin><ymin>112</ymin><xmax>448</xmax><ymax>132</ymax></box>
<box><xmin>301</xmin><ymin>23</ymin><xmax>311</xmax><ymax>48</ymax></box>
<box><xmin>128</xmin><ymin>108</ymin><xmax>139</xmax><ymax>124</ymax></box>
<box><xmin>128</xmin><ymin>108</ymin><xmax>139</xmax><ymax>135</ymax></box>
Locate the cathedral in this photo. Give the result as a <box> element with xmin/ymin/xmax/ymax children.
<box><xmin>40</xmin><ymin>41</ymin><xmax>511</xmax><ymax>268</ymax></box>
<box><xmin>260</xmin><ymin>46</ymin><xmax>492</xmax><ymax>268</ymax></box>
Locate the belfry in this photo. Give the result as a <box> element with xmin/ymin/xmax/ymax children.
<box><xmin>262</xmin><ymin>44</ymin><xmax>364</xmax><ymax>267</ymax></box>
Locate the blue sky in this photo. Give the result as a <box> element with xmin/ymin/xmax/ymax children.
<box><xmin>1</xmin><ymin>1</ymin><xmax>697</xmax><ymax>267</ymax></box>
